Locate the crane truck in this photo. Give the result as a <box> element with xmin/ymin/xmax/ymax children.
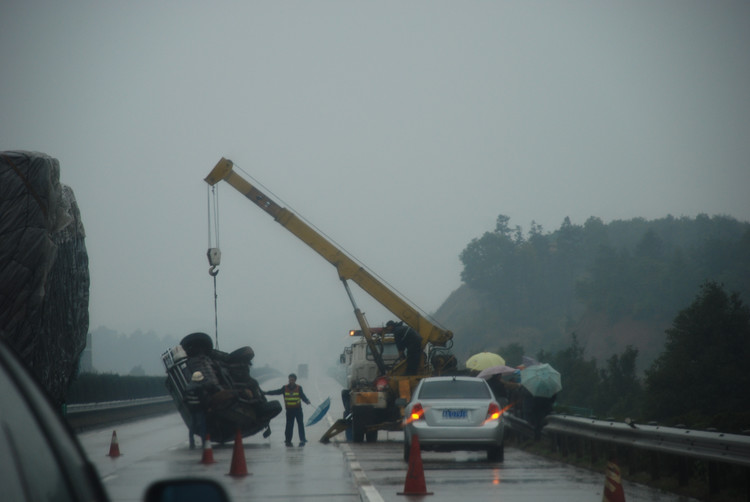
<box><xmin>204</xmin><ymin>158</ymin><xmax>457</xmax><ymax>442</ymax></box>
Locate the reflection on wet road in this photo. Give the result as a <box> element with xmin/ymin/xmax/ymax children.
<box><xmin>77</xmin><ymin>371</ymin><xmax>697</xmax><ymax>502</ymax></box>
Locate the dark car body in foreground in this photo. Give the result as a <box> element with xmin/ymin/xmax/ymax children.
<box><xmin>0</xmin><ymin>338</ymin><xmax>110</xmax><ymax>501</ymax></box>
<box><xmin>403</xmin><ymin>376</ymin><xmax>506</xmax><ymax>462</ymax></box>
<box><xmin>0</xmin><ymin>338</ymin><xmax>228</xmax><ymax>502</ymax></box>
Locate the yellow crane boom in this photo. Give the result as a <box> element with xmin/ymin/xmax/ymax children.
<box><xmin>204</xmin><ymin>157</ymin><xmax>453</xmax><ymax>353</ymax></box>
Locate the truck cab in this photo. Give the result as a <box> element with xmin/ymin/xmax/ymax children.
<box><xmin>338</xmin><ymin>329</ymin><xmax>406</xmax><ymax>442</ymax></box>
<box><xmin>344</xmin><ymin>330</ymin><xmax>401</xmax><ymax>390</ymax></box>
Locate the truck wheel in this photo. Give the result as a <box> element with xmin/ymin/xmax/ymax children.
<box><xmin>341</xmin><ymin>389</ymin><xmax>351</xmax><ymax>414</ymax></box>
<box><xmin>352</xmin><ymin>423</ymin><xmax>365</xmax><ymax>443</ymax></box>
<box><xmin>351</xmin><ymin>409</ymin><xmax>366</xmax><ymax>443</ymax></box>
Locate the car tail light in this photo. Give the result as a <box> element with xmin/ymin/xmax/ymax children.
<box><xmin>486</xmin><ymin>402</ymin><xmax>501</xmax><ymax>421</ymax></box>
<box><xmin>409</xmin><ymin>403</ymin><xmax>425</xmax><ymax>422</ymax></box>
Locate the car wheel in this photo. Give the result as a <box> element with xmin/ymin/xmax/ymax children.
<box><xmin>180</xmin><ymin>332</ymin><xmax>213</xmax><ymax>357</ymax></box>
<box><xmin>228</xmin><ymin>346</ymin><xmax>254</xmax><ymax>363</ymax></box>
<box><xmin>487</xmin><ymin>443</ymin><xmax>504</xmax><ymax>462</ymax></box>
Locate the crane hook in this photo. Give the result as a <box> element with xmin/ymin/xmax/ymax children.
<box><xmin>207</xmin><ymin>248</ymin><xmax>221</xmax><ymax>276</ymax></box>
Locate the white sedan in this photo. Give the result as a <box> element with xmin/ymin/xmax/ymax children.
<box><xmin>403</xmin><ymin>376</ymin><xmax>506</xmax><ymax>462</ymax></box>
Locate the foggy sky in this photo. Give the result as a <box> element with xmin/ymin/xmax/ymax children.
<box><xmin>2</xmin><ymin>2</ymin><xmax>749</xmax><ymax>371</ymax></box>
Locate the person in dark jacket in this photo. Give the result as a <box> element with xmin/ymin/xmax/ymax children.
<box><xmin>486</xmin><ymin>374</ymin><xmax>509</xmax><ymax>407</ymax></box>
<box><xmin>264</xmin><ymin>373</ymin><xmax>311</xmax><ymax>446</ymax></box>
<box><xmin>385</xmin><ymin>320</ymin><xmax>422</xmax><ymax>375</ymax></box>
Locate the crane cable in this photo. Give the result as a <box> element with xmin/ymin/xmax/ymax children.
<box><xmin>206</xmin><ymin>184</ymin><xmax>221</xmax><ymax>349</ymax></box>
<box><xmin>231</xmin><ymin>161</ymin><xmax>450</xmax><ymax>332</ymax></box>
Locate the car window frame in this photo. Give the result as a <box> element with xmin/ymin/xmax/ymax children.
<box><xmin>0</xmin><ymin>341</ymin><xmax>110</xmax><ymax>502</ymax></box>
<box><xmin>416</xmin><ymin>378</ymin><xmax>493</xmax><ymax>400</ymax></box>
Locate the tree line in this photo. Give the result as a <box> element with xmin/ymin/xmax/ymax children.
<box><xmin>453</xmin><ymin>213</ymin><xmax>750</xmax><ymax>362</ymax></box>
<box><xmin>497</xmin><ymin>281</ymin><xmax>749</xmax><ymax>432</ymax></box>
<box><xmin>456</xmin><ymin>213</ymin><xmax>750</xmax><ymax>431</ymax></box>
<box><xmin>460</xmin><ymin>213</ymin><xmax>749</xmax><ymax>332</ymax></box>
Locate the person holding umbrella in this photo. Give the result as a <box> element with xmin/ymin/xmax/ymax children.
<box><xmin>264</xmin><ymin>373</ymin><xmax>312</xmax><ymax>446</ymax></box>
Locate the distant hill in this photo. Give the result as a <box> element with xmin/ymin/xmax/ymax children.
<box><xmin>434</xmin><ymin>214</ymin><xmax>750</xmax><ymax>371</ymax></box>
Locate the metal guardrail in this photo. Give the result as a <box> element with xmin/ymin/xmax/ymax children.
<box><xmin>535</xmin><ymin>414</ymin><xmax>750</xmax><ymax>500</ymax></box>
<box><xmin>66</xmin><ymin>396</ymin><xmax>173</xmax><ymax>414</ymax></box>
<box><xmin>65</xmin><ymin>371</ymin><xmax>281</xmax><ymax>430</ymax></box>
<box><xmin>65</xmin><ymin>396</ymin><xmax>175</xmax><ymax>430</ymax></box>
<box><xmin>543</xmin><ymin>415</ymin><xmax>750</xmax><ymax>468</ymax></box>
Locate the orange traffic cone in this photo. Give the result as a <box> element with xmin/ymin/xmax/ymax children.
<box><xmin>227</xmin><ymin>428</ymin><xmax>250</xmax><ymax>477</ymax></box>
<box><xmin>200</xmin><ymin>434</ymin><xmax>215</xmax><ymax>464</ymax></box>
<box><xmin>398</xmin><ymin>435</ymin><xmax>433</xmax><ymax>496</ymax></box>
<box><xmin>107</xmin><ymin>430</ymin><xmax>121</xmax><ymax>458</ymax></box>
<box><xmin>603</xmin><ymin>459</ymin><xmax>626</xmax><ymax>502</ymax></box>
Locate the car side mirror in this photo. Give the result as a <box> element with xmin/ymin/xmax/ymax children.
<box><xmin>144</xmin><ymin>478</ymin><xmax>230</xmax><ymax>502</ymax></box>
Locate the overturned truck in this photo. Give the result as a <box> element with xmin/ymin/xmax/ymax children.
<box><xmin>162</xmin><ymin>332</ymin><xmax>282</xmax><ymax>444</ymax></box>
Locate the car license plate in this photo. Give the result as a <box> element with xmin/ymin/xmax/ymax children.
<box><xmin>442</xmin><ymin>409</ymin><xmax>467</xmax><ymax>419</ymax></box>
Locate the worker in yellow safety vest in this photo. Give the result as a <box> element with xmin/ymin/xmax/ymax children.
<box><xmin>263</xmin><ymin>373</ymin><xmax>312</xmax><ymax>446</ymax></box>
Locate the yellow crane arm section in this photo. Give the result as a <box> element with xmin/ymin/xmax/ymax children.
<box><xmin>205</xmin><ymin>157</ymin><xmax>453</xmax><ymax>349</ymax></box>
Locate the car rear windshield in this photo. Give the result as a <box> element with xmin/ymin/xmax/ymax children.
<box><xmin>418</xmin><ymin>380</ymin><xmax>491</xmax><ymax>399</ymax></box>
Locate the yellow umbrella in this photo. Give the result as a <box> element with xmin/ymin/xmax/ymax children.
<box><xmin>465</xmin><ymin>352</ymin><xmax>505</xmax><ymax>371</ymax></box>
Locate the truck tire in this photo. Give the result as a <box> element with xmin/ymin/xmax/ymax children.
<box><xmin>351</xmin><ymin>408</ymin><xmax>366</xmax><ymax>443</ymax></box>
<box><xmin>352</xmin><ymin>420</ymin><xmax>365</xmax><ymax>443</ymax></box>
<box><xmin>341</xmin><ymin>389</ymin><xmax>351</xmax><ymax>414</ymax></box>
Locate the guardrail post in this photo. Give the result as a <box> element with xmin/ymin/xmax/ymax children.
<box><xmin>574</xmin><ymin>435</ymin><xmax>583</xmax><ymax>459</ymax></box>
<box><xmin>589</xmin><ymin>438</ymin><xmax>598</xmax><ymax>466</ymax></box>
<box><xmin>678</xmin><ymin>456</ymin><xmax>690</xmax><ymax>487</ymax></box>
<box><xmin>708</xmin><ymin>461</ymin><xmax>719</xmax><ymax>496</ymax></box>
<box><xmin>650</xmin><ymin>451</ymin><xmax>660</xmax><ymax>481</ymax></box>
<box><xmin>550</xmin><ymin>433</ymin><xmax>560</xmax><ymax>454</ymax></box>
<box><xmin>617</xmin><ymin>445</ymin><xmax>635</xmax><ymax>474</ymax></box>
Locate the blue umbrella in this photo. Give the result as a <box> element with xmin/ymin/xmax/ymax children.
<box><xmin>306</xmin><ymin>397</ymin><xmax>331</xmax><ymax>426</ymax></box>
<box><xmin>520</xmin><ymin>363</ymin><xmax>562</xmax><ymax>398</ymax></box>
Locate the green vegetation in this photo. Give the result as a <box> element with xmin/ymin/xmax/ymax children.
<box><xmin>644</xmin><ymin>281</ymin><xmax>750</xmax><ymax>430</ymax></box>
<box><xmin>66</xmin><ymin>373</ymin><xmax>167</xmax><ymax>403</ymax></box>
<box><xmin>499</xmin><ymin>281</ymin><xmax>750</xmax><ymax>432</ymax></box>
<box><xmin>447</xmin><ymin>213</ymin><xmax>750</xmax><ymax>431</ymax></box>
<box><xmin>456</xmin><ymin>214</ymin><xmax>748</xmax><ymax>344</ymax></box>
<box><xmin>66</xmin><ymin>365</ymin><xmax>281</xmax><ymax>403</ymax></box>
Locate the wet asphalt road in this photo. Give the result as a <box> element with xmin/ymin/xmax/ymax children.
<box><xmin>77</xmin><ymin>371</ymin><xmax>698</xmax><ymax>502</ymax></box>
